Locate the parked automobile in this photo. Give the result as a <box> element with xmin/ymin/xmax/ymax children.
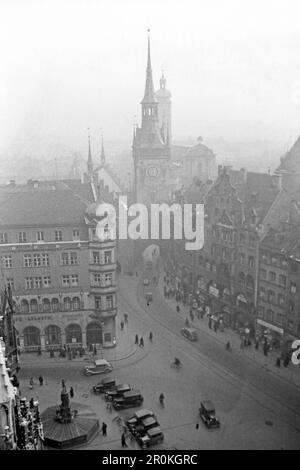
<box><xmin>199</xmin><ymin>400</ymin><xmax>220</xmax><ymax>428</ymax></box>
<box><xmin>134</xmin><ymin>417</ymin><xmax>159</xmax><ymax>434</ymax></box>
<box><xmin>105</xmin><ymin>384</ymin><xmax>131</xmax><ymax>401</ymax></box>
<box><xmin>126</xmin><ymin>409</ymin><xmax>156</xmax><ymax>428</ymax></box>
<box><xmin>84</xmin><ymin>359</ymin><xmax>113</xmax><ymax>376</ymax></box>
<box><xmin>137</xmin><ymin>426</ymin><xmax>164</xmax><ymax>448</ymax></box>
<box><xmin>112</xmin><ymin>390</ymin><xmax>144</xmax><ymax>410</ymax></box>
<box><xmin>92</xmin><ymin>377</ymin><xmax>116</xmax><ymax>394</ymax></box>
<box><xmin>181</xmin><ymin>327</ymin><xmax>198</xmax><ymax>341</ymax></box>
<box><xmin>143</xmin><ymin>278</ymin><xmax>149</xmax><ymax>286</ymax></box>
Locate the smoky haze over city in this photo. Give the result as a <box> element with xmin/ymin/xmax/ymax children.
<box><xmin>0</xmin><ymin>0</ymin><xmax>300</xmax><ymax>455</ymax></box>
<box><xmin>1</xmin><ymin>0</ymin><xmax>300</xmax><ymax>182</ymax></box>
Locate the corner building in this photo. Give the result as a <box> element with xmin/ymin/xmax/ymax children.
<box><xmin>0</xmin><ymin>181</ymin><xmax>117</xmax><ymax>352</ymax></box>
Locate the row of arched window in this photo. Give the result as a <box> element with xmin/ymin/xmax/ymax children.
<box><xmin>22</xmin><ymin>322</ymin><xmax>104</xmax><ymax>348</ymax></box>
<box><xmin>19</xmin><ymin>297</ymin><xmax>81</xmax><ymax>314</ymax></box>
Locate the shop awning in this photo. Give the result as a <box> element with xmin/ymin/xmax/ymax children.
<box><xmin>257</xmin><ymin>319</ymin><xmax>284</xmax><ymax>335</ymax></box>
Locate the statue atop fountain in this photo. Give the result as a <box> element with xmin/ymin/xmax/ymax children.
<box><xmin>55</xmin><ymin>379</ymin><xmax>73</xmax><ymax>423</ymax></box>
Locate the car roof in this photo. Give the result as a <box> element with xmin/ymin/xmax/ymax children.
<box><xmin>95</xmin><ymin>359</ymin><xmax>111</xmax><ymax>366</ymax></box>
<box><xmin>142</xmin><ymin>417</ymin><xmax>157</xmax><ymax>426</ymax></box>
<box><xmin>182</xmin><ymin>328</ymin><xmax>197</xmax><ymax>334</ymax></box>
<box><xmin>116</xmin><ymin>384</ymin><xmax>130</xmax><ymax>390</ymax></box>
<box><xmin>100</xmin><ymin>377</ymin><xmax>115</xmax><ymax>384</ymax></box>
<box><xmin>201</xmin><ymin>400</ymin><xmax>215</xmax><ymax>411</ymax></box>
<box><xmin>122</xmin><ymin>390</ymin><xmax>141</xmax><ymax>398</ymax></box>
<box><xmin>147</xmin><ymin>426</ymin><xmax>162</xmax><ymax>436</ymax></box>
<box><xmin>134</xmin><ymin>409</ymin><xmax>153</xmax><ymax>419</ymax></box>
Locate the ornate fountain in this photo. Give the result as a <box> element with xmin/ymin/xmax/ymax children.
<box><xmin>41</xmin><ymin>379</ymin><xmax>99</xmax><ymax>449</ymax></box>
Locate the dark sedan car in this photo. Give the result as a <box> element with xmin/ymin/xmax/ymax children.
<box><xmin>105</xmin><ymin>384</ymin><xmax>131</xmax><ymax>401</ymax></box>
<box><xmin>92</xmin><ymin>377</ymin><xmax>116</xmax><ymax>394</ymax></box>
<box><xmin>199</xmin><ymin>400</ymin><xmax>220</xmax><ymax>429</ymax></box>
<box><xmin>126</xmin><ymin>409</ymin><xmax>156</xmax><ymax>428</ymax></box>
<box><xmin>112</xmin><ymin>390</ymin><xmax>144</xmax><ymax>410</ymax></box>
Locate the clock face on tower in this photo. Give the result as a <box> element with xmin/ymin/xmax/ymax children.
<box><xmin>146</xmin><ymin>165</ymin><xmax>159</xmax><ymax>178</ymax></box>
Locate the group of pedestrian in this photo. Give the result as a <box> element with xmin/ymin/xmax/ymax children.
<box><xmin>135</xmin><ymin>333</ymin><xmax>153</xmax><ymax>346</ymax></box>
<box><xmin>101</xmin><ymin>422</ymin><xmax>128</xmax><ymax>448</ymax></box>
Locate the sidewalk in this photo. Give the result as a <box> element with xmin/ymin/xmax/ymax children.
<box><xmin>157</xmin><ymin>268</ymin><xmax>300</xmax><ymax>388</ymax></box>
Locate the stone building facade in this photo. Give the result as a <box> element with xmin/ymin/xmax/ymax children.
<box><xmin>0</xmin><ymin>180</ymin><xmax>117</xmax><ymax>352</ymax></box>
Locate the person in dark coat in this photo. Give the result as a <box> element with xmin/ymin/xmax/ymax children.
<box><xmin>139</xmin><ymin>337</ymin><xmax>144</xmax><ymax>348</ymax></box>
<box><xmin>121</xmin><ymin>432</ymin><xmax>127</xmax><ymax>448</ymax></box>
<box><xmin>102</xmin><ymin>422</ymin><xmax>107</xmax><ymax>436</ymax></box>
<box><xmin>38</xmin><ymin>375</ymin><xmax>43</xmax><ymax>386</ymax></box>
<box><xmin>70</xmin><ymin>387</ymin><xmax>74</xmax><ymax>398</ymax></box>
<box><xmin>135</xmin><ymin>334</ymin><xmax>139</xmax><ymax>345</ymax></box>
<box><xmin>120</xmin><ymin>321</ymin><xmax>124</xmax><ymax>331</ymax></box>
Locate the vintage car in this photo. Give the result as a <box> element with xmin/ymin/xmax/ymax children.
<box><xmin>126</xmin><ymin>409</ymin><xmax>156</xmax><ymax>428</ymax></box>
<box><xmin>105</xmin><ymin>384</ymin><xmax>131</xmax><ymax>401</ymax></box>
<box><xmin>199</xmin><ymin>400</ymin><xmax>220</xmax><ymax>429</ymax></box>
<box><xmin>92</xmin><ymin>377</ymin><xmax>116</xmax><ymax>394</ymax></box>
<box><xmin>84</xmin><ymin>359</ymin><xmax>113</xmax><ymax>376</ymax></box>
<box><xmin>143</xmin><ymin>278</ymin><xmax>150</xmax><ymax>286</ymax></box>
<box><xmin>181</xmin><ymin>327</ymin><xmax>198</xmax><ymax>341</ymax></box>
<box><xmin>137</xmin><ymin>426</ymin><xmax>164</xmax><ymax>449</ymax></box>
<box><xmin>112</xmin><ymin>390</ymin><xmax>144</xmax><ymax>410</ymax></box>
<box><xmin>134</xmin><ymin>417</ymin><xmax>159</xmax><ymax>434</ymax></box>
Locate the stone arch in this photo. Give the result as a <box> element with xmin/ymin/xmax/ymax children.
<box><xmin>20</xmin><ymin>299</ymin><xmax>29</xmax><ymax>313</ymax></box>
<box><xmin>63</xmin><ymin>297</ymin><xmax>71</xmax><ymax>311</ymax></box>
<box><xmin>72</xmin><ymin>297</ymin><xmax>80</xmax><ymax>310</ymax></box>
<box><xmin>65</xmin><ymin>323</ymin><xmax>82</xmax><ymax>345</ymax></box>
<box><xmin>86</xmin><ymin>322</ymin><xmax>103</xmax><ymax>346</ymax></box>
<box><xmin>45</xmin><ymin>324</ymin><xmax>61</xmax><ymax>348</ymax></box>
<box><xmin>30</xmin><ymin>299</ymin><xmax>38</xmax><ymax>313</ymax></box>
<box><xmin>42</xmin><ymin>298</ymin><xmax>50</xmax><ymax>312</ymax></box>
<box><xmin>23</xmin><ymin>326</ymin><xmax>41</xmax><ymax>350</ymax></box>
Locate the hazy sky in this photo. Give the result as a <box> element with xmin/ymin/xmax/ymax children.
<box><xmin>0</xmin><ymin>0</ymin><xmax>300</xmax><ymax>161</ymax></box>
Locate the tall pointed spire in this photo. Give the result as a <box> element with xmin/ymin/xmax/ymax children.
<box><xmin>87</xmin><ymin>128</ymin><xmax>93</xmax><ymax>175</ymax></box>
<box><xmin>141</xmin><ymin>29</ymin><xmax>157</xmax><ymax>104</ymax></box>
<box><xmin>100</xmin><ymin>129</ymin><xmax>106</xmax><ymax>166</ymax></box>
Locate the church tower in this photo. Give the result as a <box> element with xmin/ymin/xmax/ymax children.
<box><xmin>133</xmin><ymin>33</ymin><xmax>171</xmax><ymax>205</ymax></box>
<box><xmin>155</xmin><ymin>72</ymin><xmax>172</xmax><ymax>144</ymax></box>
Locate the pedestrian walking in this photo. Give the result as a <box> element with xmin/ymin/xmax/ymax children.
<box><xmin>38</xmin><ymin>375</ymin><xmax>43</xmax><ymax>386</ymax></box>
<box><xmin>121</xmin><ymin>432</ymin><xmax>128</xmax><ymax>448</ymax></box>
<box><xmin>135</xmin><ymin>334</ymin><xmax>139</xmax><ymax>345</ymax></box>
<box><xmin>190</xmin><ymin>312</ymin><xmax>194</xmax><ymax>322</ymax></box>
<box><xmin>106</xmin><ymin>401</ymin><xmax>112</xmax><ymax>412</ymax></box>
<box><xmin>120</xmin><ymin>321</ymin><xmax>124</xmax><ymax>331</ymax></box>
<box><xmin>93</xmin><ymin>344</ymin><xmax>97</xmax><ymax>356</ymax></box>
<box><xmin>139</xmin><ymin>337</ymin><xmax>144</xmax><ymax>348</ymax></box>
<box><xmin>29</xmin><ymin>377</ymin><xmax>34</xmax><ymax>389</ymax></box>
<box><xmin>275</xmin><ymin>357</ymin><xmax>281</xmax><ymax>367</ymax></box>
<box><xmin>185</xmin><ymin>318</ymin><xmax>190</xmax><ymax>327</ymax></box>
<box><xmin>255</xmin><ymin>340</ymin><xmax>259</xmax><ymax>350</ymax></box>
<box><xmin>101</xmin><ymin>422</ymin><xmax>107</xmax><ymax>436</ymax></box>
<box><xmin>70</xmin><ymin>387</ymin><xmax>74</xmax><ymax>398</ymax></box>
<box><xmin>149</xmin><ymin>332</ymin><xmax>153</xmax><ymax>342</ymax></box>
<box><xmin>124</xmin><ymin>313</ymin><xmax>128</xmax><ymax>324</ymax></box>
